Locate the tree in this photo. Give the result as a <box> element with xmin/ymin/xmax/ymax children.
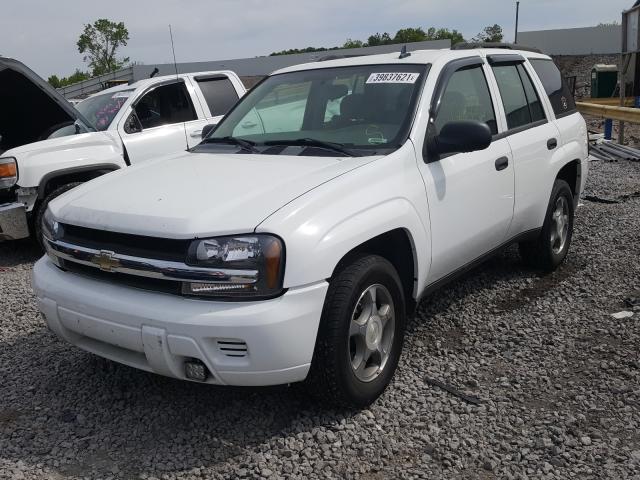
<box><xmin>367</xmin><ymin>32</ymin><xmax>393</xmax><ymax>46</ymax></box>
<box><xmin>77</xmin><ymin>19</ymin><xmax>130</xmax><ymax>76</ymax></box>
<box><xmin>472</xmin><ymin>24</ymin><xmax>504</xmax><ymax>43</ymax></box>
<box><xmin>425</xmin><ymin>27</ymin><xmax>465</xmax><ymax>45</ymax></box>
<box><xmin>47</xmin><ymin>69</ymin><xmax>91</xmax><ymax>88</ymax></box>
<box><xmin>47</xmin><ymin>75</ymin><xmax>62</xmax><ymax>89</ymax></box>
<box><xmin>393</xmin><ymin>27</ymin><xmax>427</xmax><ymax>44</ymax></box>
<box><xmin>342</xmin><ymin>39</ymin><xmax>365</xmax><ymax>49</ymax></box>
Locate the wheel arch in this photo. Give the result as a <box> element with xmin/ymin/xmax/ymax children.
<box><xmin>38</xmin><ymin>163</ymin><xmax>121</xmax><ymax>198</ymax></box>
<box><xmin>555</xmin><ymin>159</ymin><xmax>581</xmax><ymax>203</ymax></box>
<box><xmin>330</xmin><ymin>228</ymin><xmax>419</xmax><ymax>315</ymax></box>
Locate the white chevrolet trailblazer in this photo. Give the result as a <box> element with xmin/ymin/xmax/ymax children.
<box><xmin>0</xmin><ymin>57</ymin><xmax>245</xmax><ymax>244</ymax></box>
<box><xmin>33</xmin><ymin>44</ymin><xmax>588</xmax><ymax>407</ymax></box>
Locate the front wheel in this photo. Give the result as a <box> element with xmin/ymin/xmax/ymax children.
<box><xmin>519</xmin><ymin>179</ymin><xmax>575</xmax><ymax>272</ymax></box>
<box><xmin>305</xmin><ymin>254</ymin><xmax>406</xmax><ymax>408</ymax></box>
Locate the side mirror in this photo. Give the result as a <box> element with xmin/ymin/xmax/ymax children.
<box><xmin>201</xmin><ymin>123</ymin><xmax>216</xmax><ymax>139</ymax></box>
<box><xmin>124</xmin><ymin>113</ymin><xmax>142</xmax><ymax>134</ymax></box>
<box><xmin>428</xmin><ymin>120</ymin><xmax>492</xmax><ymax>157</ymax></box>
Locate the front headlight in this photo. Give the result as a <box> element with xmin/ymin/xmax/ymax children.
<box><xmin>183</xmin><ymin>234</ymin><xmax>285</xmax><ymax>299</ymax></box>
<box><xmin>0</xmin><ymin>157</ymin><xmax>18</xmax><ymax>189</ymax></box>
<box><xmin>42</xmin><ymin>207</ymin><xmax>63</xmax><ymax>242</ymax></box>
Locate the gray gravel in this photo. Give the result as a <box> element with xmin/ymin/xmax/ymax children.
<box><xmin>1</xmin><ymin>159</ymin><xmax>639</xmax><ymax>480</ymax></box>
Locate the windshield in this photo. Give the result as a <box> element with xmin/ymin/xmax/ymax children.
<box><xmin>204</xmin><ymin>64</ymin><xmax>428</xmax><ymax>156</ymax></box>
<box><xmin>76</xmin><ymin>90</ymin><xmax>134</xmax><ymax>131</ymax></box>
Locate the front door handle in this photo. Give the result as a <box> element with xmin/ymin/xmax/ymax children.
<box><xmin>547</xmin><ymin>138</ymin><xmax>558</xmax><ymax>150</ymax></box>
<box><xmin>495</xmin><ymin>156</ymin><xmax>509</xmax><ymax>171</ymax></box>
<box><xmin>189</xmin><ymin>130</ymin><xmax>203</xmax><ymax>138</ymax></box>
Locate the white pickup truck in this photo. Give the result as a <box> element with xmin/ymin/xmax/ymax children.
<box><xmin>34</xmin><ymin>45</ymin><xmax>588</xmax><ymax>407</ymax></box>
<box><xmin>0</xmin><ymin>57</ymin><xmax>245</xmax><ymax>243</ymax></box>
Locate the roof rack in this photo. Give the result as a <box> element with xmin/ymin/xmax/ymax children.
<box><xmin>452</xmin><ymin>42</ymin><xmax>542</xmax><ymax>54</ymax></box>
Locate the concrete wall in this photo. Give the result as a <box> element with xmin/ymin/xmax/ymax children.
<box><xmin>519</xmin><ymin>25</ymin><xmax>621</xmax><ymax>55</ymax></box>
<box><xmin>130</xmin><ymin>39</ymin><xmax>451</xmax><ymax>81</ymax></box>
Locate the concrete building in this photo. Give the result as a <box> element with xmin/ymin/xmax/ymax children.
<box><xmin>518</xmin><ymin>25</ymin><xmax>621</xmax><ymax>55</ymax></box>
<box><xmin>58</xmin><ymin>39</ymin><xmax>451</xmax><ymax>99</ymax></box>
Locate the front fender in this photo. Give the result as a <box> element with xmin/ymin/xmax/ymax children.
<box><xmin>257</xmin><ymin>148</ymin><xmax>431</xmax><ymax>297</ymax></box>
<box><xmin>7</xmin><ymin>132</ymin><xmax>125</xmax><ymax>189</ymax></box>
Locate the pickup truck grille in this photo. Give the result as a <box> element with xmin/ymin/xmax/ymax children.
<box><xmin>61</xmin><ymin>224</ymin><xmax>191</xmax><ymax>263</ymax></box>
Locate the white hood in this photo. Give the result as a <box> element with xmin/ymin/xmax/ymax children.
<box><xmin>51</xmin><ymin>151</ymin><xmax>378</xmax><ymax>238</ymax></box>
<box><xmin>7</xmin><ymin>131</ymin><xmax>123</xmax><ymax>188</ymax></box>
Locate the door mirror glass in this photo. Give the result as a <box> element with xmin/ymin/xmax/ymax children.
<box><xmin>201</xmin><ymin>123</ymin><xmax>216</xmax><ymax>139</ymax></box>
<box><xmin>124</xmin><ymin>113</ymin><xmax>142</xmax><ymax>134</ymax></box>
<box><xmin>429</xmin><ymin>120</ymin><xmax>492</xmax><ymax>156</ymax></box>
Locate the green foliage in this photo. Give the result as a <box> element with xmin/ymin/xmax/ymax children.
<box><xmin>77</xmin><ymin>18</ymin><xmax>130</xmax><ymax>76</ymax></box>
<box><xmin>472</xmin><ymin>24</ymin><xmax>504</xmax><ymax>43</ymax></box>
<box><xmin>425</xmin><ymin>27</ymin><xmax>465</xmax><ymax>45</ymax></box>
<box><xmin>47</xmin><ymin>69</ymin><xmax>91</xmax><ymax>88</ymax></box>
<box><xmin>393</xmin><ymin>27</ymin><xmax>428</xmax><ymax>44</ymax></box>
<box><xmin>342</xmin><ymin>39</ymin><xmax>365</xmax><ymax>49</ymax></box>
<box><xmin>270</xmin><ymin>46</ymin><xmax>340</xmax><ymax>56</ymax></box>
<box><xmin>270</xmin><ymin>25</ymin><xmax>469</xmax><ymax>56</ymax></box>
<box><xmin>367</xmin><ymin>32</ymin><xmax>393</xmax><ymax>46</ymax></box>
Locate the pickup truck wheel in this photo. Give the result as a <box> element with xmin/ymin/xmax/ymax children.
<box><xmin>306</xmin><ymin>254</ymin><xmax>406</xmax><ymax>408</ymax></box>
<box><xmin>519</xmin><ymin>179</ymin><xmax>574</xmax><ymax>272</ymax></box>
<box><xmin>34</xmin><ymin>182</ymin><xmax>83</xmax><ymax>250</ymax></box>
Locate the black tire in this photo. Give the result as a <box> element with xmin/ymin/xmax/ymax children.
<box><xmin>305</xmin><ymin>254</ymin><xmax>406</xmax><ymax>408</ymax></box>
<box><xmin>34</xmin><ymin>182</ymin><xmax>83</xmax><ymax>250</ymax></box>
<box><xmin>519</xmin><ymin>179</ymin><xmax>574</xmax><ymax>272</ymax></box>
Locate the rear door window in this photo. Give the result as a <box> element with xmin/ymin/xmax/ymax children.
<box><xmin>195</xmin><ymin>77</ymin><xmax>240</xmax><ymax>117</ymax></box>
<box><xmin>529</xmin><ymin>58</ymin><xmax>577</xmax><ymax>117</ymax></box>
<box><xmin>492</xmin><ymin>63</ymin><xmax>546</xmax><ymax>130</ymax></box>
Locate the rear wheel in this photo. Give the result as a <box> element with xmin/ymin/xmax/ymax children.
<box><xmin>34</xmin><ymin>182</ymin><xmax>83</xmax><ymax>250</ymax></box>
<box><xmin>519</xmin><ymin>179</ymin><xmax>574</xmax><ymax>272</ymax></box>
<box><xmin>306</xmin><ymin>254</ymin><xmax>406</xmax><ymax>408</ymax></box>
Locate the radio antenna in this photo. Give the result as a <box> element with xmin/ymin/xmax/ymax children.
<box><xmin>169</xmin><ymin>24</ymin><xmax>179</xmax><ymax>79</ymax></box>
<box><xmin>168</xmin><ymin>24</ymin><xmax>190</xmax><ymax>151</ymax></box>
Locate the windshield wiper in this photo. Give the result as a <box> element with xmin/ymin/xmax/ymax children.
<box><xmin>264</xmin><ymin>138</ymin><xmax>361</xmax><ymax>157</ymax></box>
<box><xmin>201</xmin><ymin>136</ymin><xmax>260</xmax><ymax>153</ymax></box>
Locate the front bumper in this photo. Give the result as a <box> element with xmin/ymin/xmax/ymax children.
<box><xmin>33</xmin><ymin>257</ymin><xmax>328</xmax><ymax>386</ymax></box>
<box><xmin>0</xmin><ymin>202</ymin><xmax>29</xmax><ymax>241</ymax></box>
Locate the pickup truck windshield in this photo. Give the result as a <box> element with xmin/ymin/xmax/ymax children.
<box><xmin>206</xmin><ymin>65</ymin><xmax>428</xmax><ymax>155</ymax></box>
<box><xmin>76</xmin><ymin>90</ymin><xmax>134</xmax><ymax>131</ymax></box>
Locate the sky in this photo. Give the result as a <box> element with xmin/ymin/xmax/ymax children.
<box><xmin>0</xmin><ymin>0</ymin><xmax>632</xmax><ymax>79</ymax></box>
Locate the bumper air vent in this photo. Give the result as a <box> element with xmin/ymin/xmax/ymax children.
<box><xmin>217</xmin><ymin>339</ymin><xmax>248</xmax><ymax>358</ymax></box>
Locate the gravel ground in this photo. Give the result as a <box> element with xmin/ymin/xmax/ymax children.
<box><xmin>1</xmin><ymin>159</ymin><xmax>639</xmax><ymax>480</ymax></box>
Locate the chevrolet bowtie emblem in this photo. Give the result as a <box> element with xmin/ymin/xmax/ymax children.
<box><xmin>91</xmin><ymin>250</ymin><xmax>120</xmax><ymax>272</ymax></box>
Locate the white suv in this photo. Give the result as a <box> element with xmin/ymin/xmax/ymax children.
<box><xmin>33</xmin><ymin>45</ymin><xmax>588</xmax><ymax>407</ymax></box>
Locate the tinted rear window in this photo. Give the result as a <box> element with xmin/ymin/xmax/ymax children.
<box><xmin>529</xmin><ymin>59</ymin><xmax>577</xmax><ymax>117</ymax></box>
<box><xmin>196</xmin><ymin>77</ymin><xmax>239</xmax><ymax>116</ymax></box>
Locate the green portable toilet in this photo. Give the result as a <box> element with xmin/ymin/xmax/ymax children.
<box><xmin>591</xmin><ymin>64</ymin><xmax>618</xmax><ymax>98</ymax></box>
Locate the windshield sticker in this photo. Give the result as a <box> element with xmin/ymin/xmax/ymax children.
<box><xmin>112</xmin><ymin>92</ymin><xmax>132</xmax><ymax>98</ymax></box>
<box><xmin>366</xmin><ymin>72</ymin><xmax>420</xmax><ymax>84</ymax></box>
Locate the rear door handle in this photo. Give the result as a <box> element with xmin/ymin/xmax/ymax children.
<box><xmin>547</xmin><ymin>138</ymin><xmax>558</xmax><ymax>150</ymax></box>
<box><xmin>495</xmin><ymin>156</ymin><xmax>509</xmax><ymax>171</ymax></box>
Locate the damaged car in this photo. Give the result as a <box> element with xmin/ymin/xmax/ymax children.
<box><xmin>0</xmin><ymin>57</ymin><xmax>246</xmax><ymax>244</ymax></box>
